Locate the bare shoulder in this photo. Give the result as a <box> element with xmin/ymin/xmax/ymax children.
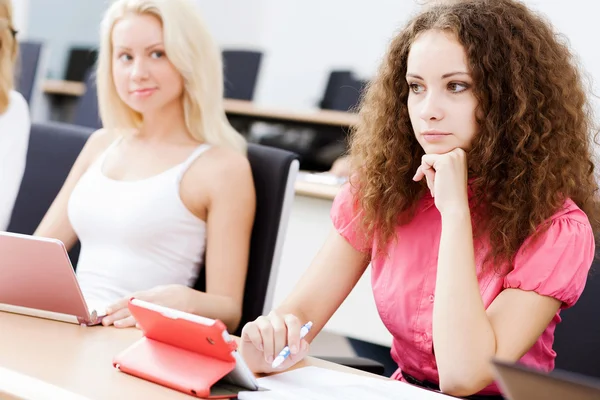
<box><xmin>184</xmin><ymin>145</ymin><xmax>254</xmax><ymax>201</ymax></box>
<box><xmin>86</xmin><ymin>128</ymin><xmax>115</xmax><ymax>148</ymax></box>
<box><xmin>78</xmin><ymin>128</ymin><xmax>127</xmax><ymax>168</ymax></box>
<box><xmin>193</xmin><ymin>145</ymin><xmax>253</xmax><ymax>182</ymax></box>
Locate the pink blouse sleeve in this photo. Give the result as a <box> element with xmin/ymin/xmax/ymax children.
<box><xmin>504</xmin><ymin>212</ymin><xmax>595</xmax><ymax>308</ymax></box>
<box><xmin>330</xmin><ymin>183</ymin><xmax>372</xmax><ymax>253</ymax></box>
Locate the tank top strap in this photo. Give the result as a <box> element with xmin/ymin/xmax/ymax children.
<box><xmin>91</xmin><ymin>135</ymin><xmax>124</xmax><ymax>171</ymax></box>
<box><xmin>176</xmin><ymin>144</ymin><xmax>212</xmax><ymax>183</ymax></box>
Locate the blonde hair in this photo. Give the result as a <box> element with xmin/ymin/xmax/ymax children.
<box><xmin>0</xmin><ymin>0</ymin><xmax>17</xmax><ymax>114</ymax></box>
<box><xmin>97</xmin><ymin>0</ymin><xmax>246</xmax><ymax>152</ymax></box>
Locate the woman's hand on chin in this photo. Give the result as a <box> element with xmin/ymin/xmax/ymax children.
<box><xmin>413</xmin><ymin>147</ymin><xmax>469</xmax><ymax>215</ymax></box>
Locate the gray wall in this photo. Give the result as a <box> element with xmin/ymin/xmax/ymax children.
<box><xmin>27</xmin><ymin>0</ymin><xmax>107</xmax><ymax>79</ymax></box>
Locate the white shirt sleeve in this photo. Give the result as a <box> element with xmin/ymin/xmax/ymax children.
<box><xmin>0</xmin><ymin>90</ymin><xmax>31</xmax><ymax>231</ymax></box>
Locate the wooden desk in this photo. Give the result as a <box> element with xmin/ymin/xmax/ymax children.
<box><xmin>0</xmin><ymin>366</ymin><xmax>90</xmax><ymax>400</ymax></box>
<box><xmin>224</xmin><ymin>99</ymin><xmax>358</xmax><ymax>128</ymax></box>
<box><xmin>294</xmin><ymin>179</ymin><xmax>341</xmax><ymax>200</ymax></box>
<box><xmin>41</xmin><ymin>79</ymin><xmax>358</xmax><ymax>128</ymax></box>
<box><xmin>42</xmin><ymin>80</ymin><xmax>86</xmax><ymax>97</ymax></box>
<box><xmin>0</xmin><ymin>312</ymin><xmax>380</xmax><ymax>400</ymax></box>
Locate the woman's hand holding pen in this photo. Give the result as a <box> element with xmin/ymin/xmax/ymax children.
<box><xmin>413</xmin><ymin>147</ymin><xmax>469</xmax><ymax>216</ymax></box>
<box><xmin>240</xmin><ymin>311</ymin><xmax>311</xmax><ymax>373</ymax></box>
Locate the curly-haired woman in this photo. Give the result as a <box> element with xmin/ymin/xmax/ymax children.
<box><xmin>239</xmin><ymin>0</ymin><xmax>599</xmax><ymax>398</ymax></box>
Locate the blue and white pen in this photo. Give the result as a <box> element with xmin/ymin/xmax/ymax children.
<box><xmin>271</xmin><ymin>321</ymin><xmax>313</xmax><ymax>369</ymax></box>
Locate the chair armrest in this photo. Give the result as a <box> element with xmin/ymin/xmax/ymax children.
<box><xmin>315</xmin><ymin>356</ymin><xmax>385</xmax><ymax>376</ymax></box>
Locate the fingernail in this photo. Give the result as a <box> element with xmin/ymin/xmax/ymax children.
<box><xmin>290</xmin><ymin>345</ymin><xmax>298</xmax><ymax>354</ymax></box>
<box><xmin>114</xmin><ymin>321</ymin><xmax>121</xmax><ymax>327</ymax></box>
<box><xmin>258</xmin><ymin>344</ymin><xmax>263</xmax><ymax>351</ymax></box>
<box><xmin>266</xmin><ymin>355</ymin><xmax>273</xmax><ymax>363</ymax></box>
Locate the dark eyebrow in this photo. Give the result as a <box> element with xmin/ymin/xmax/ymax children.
<box><xmin>115</xmin><ymin>42</ymin><xmax>164</xmax><ymax>51</ymax></box>
<box><xmin>406</xmin><ymin>72</ymin><xmax>470</xmax><ymax>79</ymax></box>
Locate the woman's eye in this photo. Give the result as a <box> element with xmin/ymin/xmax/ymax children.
<box><xmin>409</xmin><ymin>83</ymin><xmax>425</xmax><ymax>94</ymax></box>
<box><xmin>448</xmin><ymin>82</ymin><xmax>469</xmax><ymax>93</ymax></box>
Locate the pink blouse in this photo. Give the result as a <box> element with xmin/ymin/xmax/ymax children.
<box><xmin>331</xmin><ymin>184</ymin><xmax>595</xmax><ymax>395</ymax></box>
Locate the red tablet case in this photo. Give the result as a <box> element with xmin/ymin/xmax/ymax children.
<box><xmin>112</xmin><ymin>299</ymin><xmax>244</xmax><ymax>398</ymax></box>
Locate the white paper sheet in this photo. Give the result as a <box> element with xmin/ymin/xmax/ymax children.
<box><xmin>238</xmin><ymin>366</ymin><xmax>453</xmax><ymax>400</ymax></box>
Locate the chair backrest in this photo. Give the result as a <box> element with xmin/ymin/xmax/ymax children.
<box><xmin>73</xmin><ymin>71</ymin><xmax>102</xmax><ymax>130</ymax></box>
<box><xmin>64</xmin><ymin>47</ymin><xmax>98</xmax><ymax>82</ymax></box>
<box><xmin>222</xmin><ymin>50</ymin><xmax>263</xmax><ymax>101</ymax></box>
<box><xmin>7</xmin><ymin>122</ymin><xmax>93</xmax><ymax>264</ymax></box>
<box><xmin>16</xmin><ymin>41</ymin><xmax>43</xmax><ymax>104</ymax></box>
<box><xmin>553</xmin><ymin>255</ymin><xmax>600</xmax><ymax>378</ymax></box>
<box><xmin>194</xmin><ymin>144</ymin><xmax>299</xmax><ymax>334</ymax></box>
<box><xmin>319</xmin><ymin>70</ymin><xmax>367</xmax><ymax>112</ymax></box>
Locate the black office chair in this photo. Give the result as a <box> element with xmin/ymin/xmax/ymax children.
<box><xmin>64</xmin><ymin>47</ymin><xmax>98</xmax><ymax>82</ymax></box>
<box><xmin>73</xmin><ymin>70</ymin><xmax>102</xmax><ymax>130</ymax></box>
<box><xmin>319</xmin><ymin>70</ymin><xmax>367</xmax><ymax>112</ymax></box>
<box><xmin>15</xmin><ymin>41</ymin><xmax>43</xmax><ymax>104</ymax></box>
<box><xmin>552</xmin><ymin>253</ymin><xmax>600</xmax><ymax>378</ymax></box>
<box><xmin>222</xmin><ymin>50</ymin><xmax>263</xmax><ymax>101</ymax></box>
<box><xmin>259</xmin><ymin>70</ymin><xmax>366</xmax><ymax>171</ymax></box>
<box><xmin>193</xmin><ymin>143</ymin><xmax>299</xmax><ymax>335</ymax></box>
<box><xmin>7</xmin><ymin>122</ymin><xmax>93</xmax><ymax>264</ymax></box>
<box><xmin>308</xmin><ymin>70</ymin><xmax>368</xmax><ymax>168</ymax></box>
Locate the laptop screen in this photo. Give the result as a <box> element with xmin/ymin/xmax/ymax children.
<box><xmin>493</xmin><ymin>360</ymin><xmax>600</xmax><ymax>400</ymax></box>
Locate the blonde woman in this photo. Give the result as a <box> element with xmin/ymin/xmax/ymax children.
<box><xmin>35</xmin><ymin>0</ymin><xmax>256</xmax><ymax>332</ymax></box>
<box><xmin>0</xmin><ymin>0</ymin><xmax>30</xmax><ymax>231</ymax></box>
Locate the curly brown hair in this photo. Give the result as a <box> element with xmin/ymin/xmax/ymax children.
<box><xmin>349</xmin><ymin>0</ymin><xmax>600</xmax><ymax>270</ymax></box>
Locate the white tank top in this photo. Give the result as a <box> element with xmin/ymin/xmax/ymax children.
<box><xmin>68</xmin><ymin>137</ymin><xmax>209</xmax><ymax>305</ymax></box>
